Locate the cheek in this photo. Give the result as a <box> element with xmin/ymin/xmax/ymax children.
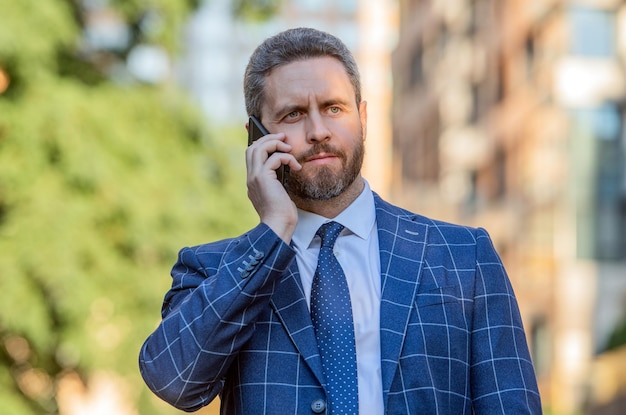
<box><xmin>330</xmin><ymin>117</ymin><xmax>361</xmax><ymax>137</ymax></box>
<box><xmin>281</xmin><ymin>125</ymin><xmax>306</xmax><ymax>147</ymax></box>
<box><xmin>340</xmin><ymin>122</ymin><xmax>364</xmax><ymax>146</ymax></box>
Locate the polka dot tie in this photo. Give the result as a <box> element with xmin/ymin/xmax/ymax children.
<box><xmin>310</xmin><ymin>221</ymin><xmax>358</xmax><ymax>414</ymax></box>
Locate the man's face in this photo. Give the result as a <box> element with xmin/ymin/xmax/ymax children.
<box><xmin>260</xmin><ymin>57</ymin><xmax>367</xmax><ymax>200</ymax></box>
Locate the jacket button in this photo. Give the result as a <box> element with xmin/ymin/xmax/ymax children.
<box><xmin>311</xmin><ymin>398</ymin><xmax>326</xmax><ymax>413</ymax></box>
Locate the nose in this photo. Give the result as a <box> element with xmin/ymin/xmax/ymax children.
<box><xmin>305</xmin><ymin>112</ymin><xmax>331</xmax><ymax>143</ymax></box>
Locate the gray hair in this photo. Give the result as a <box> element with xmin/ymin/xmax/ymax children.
<box><xmin>244</xmin><ymin>27</ymin><xmax>362</xmax><ymax>118</ymax></box>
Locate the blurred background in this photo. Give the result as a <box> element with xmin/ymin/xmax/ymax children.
<box><xmin>1</xmin><ymin>0</ymin><xmax>625</xmax><ymax>414</ymax></box>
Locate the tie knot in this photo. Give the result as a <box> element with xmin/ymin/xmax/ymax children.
<box><xmin>316</xmin><ymin>221</ymin><xmax>344</xmax><ymax>249</ymax></box>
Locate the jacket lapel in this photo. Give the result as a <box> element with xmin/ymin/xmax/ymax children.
<box><xmin>374</xmin><ymin>196</ymin><xmax>428</xmax><ymax>400</ymax></box>
<box><xmin>267</xmin><ymin>195</ymin><xmax>429</xmax><ymax>396</ymax></box>
<box><xmin>269</xmin><ymin>261</ymin><xmax>325</xmax><ymax>385</ymax></box>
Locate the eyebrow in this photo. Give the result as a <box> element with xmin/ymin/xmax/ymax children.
<box><xmin>274</xmin><ymin>104</ymin><xmax>307</xmax><ymax>119</ymax></box>
<box><xmin>273</xmin><ymin>98</ymin><xmax>351</xmax><ymax>119</ymax></box>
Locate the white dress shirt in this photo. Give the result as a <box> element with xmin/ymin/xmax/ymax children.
<box><xmin>291</xmin><ymin>179</ymin><xmax>383</xmax><ymax>415</ymax></box>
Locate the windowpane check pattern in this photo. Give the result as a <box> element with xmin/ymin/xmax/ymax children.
<box><xmin>310</xmin><ymin>221</ymin><xmax>359</xmax><ymax>414</ymax></box>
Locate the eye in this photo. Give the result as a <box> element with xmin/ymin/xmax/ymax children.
<box><xmin>328</xmin><ymin>106</ymin><xmax>341</xmax><ymax>114</ymax></box>
<box><xmin>286</xmin><ymin>111</ymin><xmax>301</xmax><ymax>119</ymax></box>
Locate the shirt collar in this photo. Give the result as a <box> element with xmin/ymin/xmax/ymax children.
<box><xmin>292</xmin><ymin>179</ymin><xmax>376</xmax><ymax>249</ymax></box>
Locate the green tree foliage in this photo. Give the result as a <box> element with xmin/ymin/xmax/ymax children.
<box><xmin>0</xmin><ymin>0</ymin><xmax>273</xmax><ymax>413</ymax></box>
<box><xmin>605</xmin><ymin>316</ymin><xmax>626</xmax><ymax>352</ymax></box>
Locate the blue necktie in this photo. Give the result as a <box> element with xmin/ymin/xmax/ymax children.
<box><xmin>310</xmin><ymin>221</ymin><xmax>358</xmax><ymax>414</ymax></box>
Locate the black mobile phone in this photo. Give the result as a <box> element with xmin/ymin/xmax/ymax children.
<box><xmin>248</xmin><ymin>116</ymin><xmax>289</xmax><ymax>186</ymax></box>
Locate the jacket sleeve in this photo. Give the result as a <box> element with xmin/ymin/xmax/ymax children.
<box><xmin>138</xmin><ymin>223</ymin><xmax>296</xmax><ymax>412</ymax></box>
<box><xmin>470</xmin><ymin>227</ymin><xmax>542</xmax><ymax>414</ymax></box>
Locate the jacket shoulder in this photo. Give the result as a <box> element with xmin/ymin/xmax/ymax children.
<box><xmin>373</xmin><ymin>192</ymin><xmax>484</xmax><ymax>244</ymax></box>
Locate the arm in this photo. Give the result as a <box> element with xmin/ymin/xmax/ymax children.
<box><xmin>139</xmin><ymin>123</ymin><xmax>301</xmax><ymax>411</ymax></box>
<box><xmin>138</xmin><ymin>223</ymin><xmax>296</xmax><ymax>412</ymax></box>
<box><xmin>470</xmin><ymin>228</ymin><xmax>542</xmax><ymax>414</ymax></box>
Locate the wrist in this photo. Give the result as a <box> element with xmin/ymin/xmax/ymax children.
<box><xmin>262</xmin><ymin>216</ymin><xmax>297</xmax><ymax>244</ymax></box>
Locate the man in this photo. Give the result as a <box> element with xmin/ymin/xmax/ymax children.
<box><xmin>139</xmin><ymin>27</ymin><xmax>542</xmax><ymax>414</ymax></box>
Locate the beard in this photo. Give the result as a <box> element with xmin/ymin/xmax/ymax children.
<box><xmin>287</xmin><ymin>138</ymin><xmax>365</xmax><ymax>201</ymax></box>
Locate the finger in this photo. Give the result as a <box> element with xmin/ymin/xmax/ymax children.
<box><xmin>246</xmin><ymin>140</ymin><xmax>292</xmax><ymax>174</ymax></box>
<box><xmin>246</xmin><ymin>133</ymin><xmax>288</xmax><ymax>164</ymax></box>
<box><xmin>249</xmin><ymin>132</ymin><xmax>286</xmax><ymax>148</ymax></box>
<box><xmin>266</xmin><ymin>152</ymin><xmax>301</xmax><ymax>172</ymax></box>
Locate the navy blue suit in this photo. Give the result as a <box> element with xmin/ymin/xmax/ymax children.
<box><xmin>139</xmin><ymin>194</ymin><xmax>541</xmax><ymax>414</ymax></box>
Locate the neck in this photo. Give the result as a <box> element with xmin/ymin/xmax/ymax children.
<box><xmin>292</xmin><ymin>176</ymin><xmax>365</xmax><ymax>219</ymax></box>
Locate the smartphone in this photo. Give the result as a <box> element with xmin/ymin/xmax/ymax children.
<box><xmin>248</xmin><ymin>116</ymin><xmax>289</xmax><ymax>186</ymax></box>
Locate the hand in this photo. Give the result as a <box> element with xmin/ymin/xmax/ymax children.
<box><xmin>245</xmin><ymin>132</ymin><xmax>302</xmax><ymax>243</ymax></box>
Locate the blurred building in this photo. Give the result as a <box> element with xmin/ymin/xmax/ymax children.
<box><xmin>181</xmin><ymin>0</ymin><xmax>366</xmax><ymax>122</ymax></box>
<box><xmin>392</xmin><ymin>0</ymin><xmax>626</xmax><ymax>413</ymax></box>
<box><xmin>180</xmin><ymin>0</ymin><xmax>397</xmax><ymax>194</ymax></box>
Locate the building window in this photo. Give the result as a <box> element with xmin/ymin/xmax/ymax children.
<box><xmin>571</xmin><ymin>104</ymin><xmax>626</xmax><ymax>261</ymax></box>
<box><xmin>408</xmin><ymin>43</ymin><xmax>423</xmax><ymax>88</ymax></box>
<box><xmin>530</xmin><ymin>317</ymin><xmax>551</xmax><ymax>377</ymax></box>
<box><xmin>294</xmin><ymin>0</ymin><xmax>327</xmax><ymax>12</ymax></box>
<box><xmin>494</xmin><ymin>147</ymin><xmax>507</xmax><ymax>198</ymax></box>
<box><xmin>471</xmin><ymin>84</ymin><xmax>480</xmax><ymax>122</ymax></box>
<box><xmin>525</xmin><ymin>33</ymin><xmax>535</xmax><ymax>79</ymax></box>
<box><xmin>568</xmin><ymin>6</ymin><xmax>616</xmax><ymax>57</ymax></box>
<box><xmin>336</xmin><ymin>0</ymin><xmax>357</xmax><ymax>14</ymax></box>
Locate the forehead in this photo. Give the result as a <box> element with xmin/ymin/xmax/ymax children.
<box><xmin>262</xmin><ymin>57</ymin><xmax>356</xmax><ymax>111</ymax></box>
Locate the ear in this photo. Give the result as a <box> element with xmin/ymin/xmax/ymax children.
<box><xmin>245</xmin><ymin>122</ymin><xmax>250</xmax><ymax>132</ymax></box>
<box><xmin>359</xmin><ymin>100</ymin><xmax>367</xmax><ymax>141</ymax></box>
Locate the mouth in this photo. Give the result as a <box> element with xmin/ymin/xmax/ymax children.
<box><xmin>304</xmin><ymin>152</ymin><xmax>339</xmax><ymax>166</ymax></box>
<box><xmin>307</xmin><ymin>152</ymin><xmax>336</xmax><ymax>161</ymax></box>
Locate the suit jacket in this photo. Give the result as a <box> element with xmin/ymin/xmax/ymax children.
<box><xmin>139</xmin><ymin>194</ymin><xmax>542</xmax><ymax>414</ymax></box>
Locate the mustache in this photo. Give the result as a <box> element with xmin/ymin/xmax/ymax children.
<box><xmin>295</xmin><ymin>143</ymin><xmax>346</xmax><ymax>163</ymax></box>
